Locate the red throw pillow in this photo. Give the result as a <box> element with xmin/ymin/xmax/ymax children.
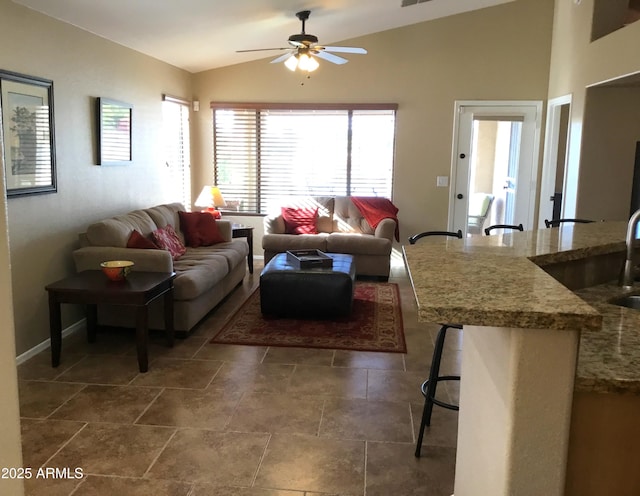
<box><xmin>151</xmin><ymin>225</ymin><xmax>186</xmax><ymax>260</ymax></box>
<box><xmin>178</xmin><ymin>211</ymin><xmax>226</xmax><ymax>248</ymax></box>
<box><xmin>126</xmin><ymin>230</ymin><xmax>158</xmax><ymax>249</ymax></box>
<box><xmin>281</xmin><ymin>207</ymin><xmax>318</xmax><ymax>235</ymax></box>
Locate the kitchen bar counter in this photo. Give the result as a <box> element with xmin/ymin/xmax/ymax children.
<box><xmin>403</xmin><ymin>220</ymin><xmax>638</xmax><ymax>394</ymax></box>
<box><xmin>402</xmin><ymin>221</ymin><xmax>637</xmax><ymax>496</ymax></box>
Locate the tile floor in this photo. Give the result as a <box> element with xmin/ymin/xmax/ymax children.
<box><xmin>17</xmin><ymin>257</ymin><xmax>461</xmax><ymax>496</ymax></box>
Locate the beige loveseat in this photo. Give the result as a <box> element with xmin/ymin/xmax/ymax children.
<box><xmin>262</xmin><ymin>196</ymin><xmax>397</xmax><ymax>279</ymax></box>
<box><xmin>72</xmin><ymin>203</ymin><xmax>248</xmax><ymax>333</ymax></box>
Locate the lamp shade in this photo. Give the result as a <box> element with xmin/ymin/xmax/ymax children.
<box><xmin>195</xmin><ymin>185</ymin><xmax>227</xmax><ymax>208</ymax></box>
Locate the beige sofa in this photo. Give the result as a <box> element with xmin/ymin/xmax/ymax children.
<box><xmin>262</xmin><ymin>196</ymin><xmax>397</xmax><ymax>279</ymax></box>
<box><xmin>72</xmin><ymin>203</ymin><xmax>248</xmax><ymax>333</ymax></box>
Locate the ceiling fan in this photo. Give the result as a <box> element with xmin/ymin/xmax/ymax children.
<box><xmin>237</xmin><ymin>10</ymin><xmax>367</xmax><ymax>72</ymax></box>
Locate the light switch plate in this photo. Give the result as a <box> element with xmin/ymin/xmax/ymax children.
<box><xmin>436</xmin><ymin>176</ymin><xmax>449</xmax><ymax>187</ymax></box>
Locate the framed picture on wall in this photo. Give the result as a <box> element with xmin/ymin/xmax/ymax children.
<box><xmin>0</xmin><ymin>69</ymin><xmax>57</xmax><ymax>197</ymax></box>
<box><xmin>96</xmin><ymin>97</ymin><xmax>132</xmax><ymax>165</ymax></box>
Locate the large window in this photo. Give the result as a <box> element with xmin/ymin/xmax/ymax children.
<box><xmin>212</xmin><ymin>103</ymin><xmax>397</xmax><ymax>214</ymax></box>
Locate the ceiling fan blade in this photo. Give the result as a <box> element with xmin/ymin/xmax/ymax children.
<box><xmin>320</xmin><ymin>46</ymin><xmax>367</xmax><ymax>55</ymax></box>
<box><xmin>313</xmin><ymin>50</ymin><xmax>348</xmax><ymax>65</ymax></box>
<box><xmin>270</xmin><ymin>52</ymin><xmax>294</xmax><ymax>64</ymax></box>
<box><xmin>236</xmin><ymin>47</ymin><xmax>290</xmax><ymax>53</ymax></box>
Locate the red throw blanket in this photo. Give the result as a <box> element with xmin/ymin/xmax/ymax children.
<box><xmin>350</xmin><ymin>196</ymin><xmax>400</xmax><ymax>241</ymax></box>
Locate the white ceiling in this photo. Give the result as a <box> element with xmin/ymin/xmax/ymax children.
<box><xmin>13</xmin><ymin>0</ymin><xmax>512</xmax><ymax>73</ymax></box>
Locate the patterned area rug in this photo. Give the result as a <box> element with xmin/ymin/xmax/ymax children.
<box><xmin>210</xmin><ymin>282</ymin><xmax>406</xmax><ymax>353</ymax></box>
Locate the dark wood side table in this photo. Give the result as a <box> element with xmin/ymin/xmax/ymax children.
<box><xmin>231</xmin><ymin>224</ymin><xmax>254</xmax><ymax>274</ymax></box>
<box><xmin>45</xmin><ymin>270</ymin><xmax>176</xmax><ymax>373</ymax></box>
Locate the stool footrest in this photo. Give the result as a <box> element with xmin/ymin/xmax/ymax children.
<box><xmin>420</xmin><ymin>376</ymin><xmax>460</xmax><ymax>411</ymax></box>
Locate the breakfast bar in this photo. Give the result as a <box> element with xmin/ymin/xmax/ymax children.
<box><xmin>403</xmin><ymin>222</ymin><xmax>639</xmax><ymax>496</ymax></box>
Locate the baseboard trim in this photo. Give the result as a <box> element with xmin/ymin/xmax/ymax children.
<box><xmin>16</xmin><ymin>319</ymin><xmax>85</xmax><ymax>365</ymax></box>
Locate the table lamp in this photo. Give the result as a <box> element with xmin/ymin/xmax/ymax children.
<box><xmin>195</xmin><ymin>185</ymin><xmax>227</xmax><ymax>219</ymax></box>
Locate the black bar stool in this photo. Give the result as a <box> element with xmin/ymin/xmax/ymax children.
<box><xmin>415</xmin><ymin>322</ymin><xmax>462</xmax><ymax>457</ymax></box>
<box><xmin>544</xmin><ymin>218</ymin><xmax>594</xmax><ymax>228</ymax></box>
<box><xmin>407</xmin><ymin>229</ymin><xmax>463</xmax><ymax>457</ymax></box>
<box><xmin>484</xmin><ymin>223</ymin><xmax>524</xmax><ymax>235</ymax></box>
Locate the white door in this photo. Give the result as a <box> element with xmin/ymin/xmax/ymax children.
<box><xmin>448</xmin><ymin>102</ymin><xmax>542</xmax><ymax>236</ymax></box>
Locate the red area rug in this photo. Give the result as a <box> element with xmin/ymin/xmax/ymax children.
<box><xmin>210</xmin><ymin>282</ymin><xmax>406</xmax><ymax>353</ymax></box>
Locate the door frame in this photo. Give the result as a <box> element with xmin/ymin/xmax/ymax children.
<box><xmin>538</xmin><ymin>94</ymin><xmax>572</xmax><ymax>228</ymax></box>
<box><xmin>448</xmin><ymin>100</ymin><xmax>543</xmax><ymax>234</ymax></box>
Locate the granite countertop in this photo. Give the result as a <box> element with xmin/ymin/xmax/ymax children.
<box><xmin>402</xmin><ymin>221</ymin><xmax>638</xmax><ymax>394</ymax></box>
<box><xmin>574</xmin><ymin>283</ymin><xmax>640</xmax><ymax>394</ymax></box>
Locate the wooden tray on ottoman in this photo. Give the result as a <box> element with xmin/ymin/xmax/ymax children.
<box><xmin>286</xmin><ymin>249</ymin><xmax>333</xmax><ymax>269</ymax></box>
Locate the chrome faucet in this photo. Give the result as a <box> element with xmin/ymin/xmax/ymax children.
<box><xmin>619</xmin><ymin>208</ymin><xmax>640</xmax><ymax>289</ymax></box>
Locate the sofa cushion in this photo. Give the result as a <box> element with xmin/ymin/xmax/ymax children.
<box><xmin>277</xmin><ymin>196</ymin><xmax>334</xmax><ymax>233</ymax></box>
<box><xmin>126</xmin><ymin>230</ymin><xmax>159</xmax><ymax>249</ymax></box>
<box><xmin>333</xmin><ymin>197</ymin><xmax>375</xmax><ymax>235</ymax></box>
<box><xmin>327</xmin><ymin>233</ymin><xmax>392</xmax><ymax>256</ymax></box>
<box><xmin>86</xmin><ymin>210</ymin><xmax>157</xmax><ymax>247</ymax></box>
<box><xmin>282</xmin><ymin>207</ymin><xmax>318</xmax><ymax>235</ymax></box>
<box><xmin>145</xmin><ymin>203</ymin><xmax>185</xmax><ymax>243</ymax></box>
<box><xmin>178</xmin><ymin>211</ymin><xmax>226</xmax><ymax>247</ymax></box>
<box><xmin>172</xmin><ymin>254</ymin><xmax>229</xmax><ymax>300</ymax></box>
<box><xmin>186</xmin><ymin>240</ymin><xmax>248</xmax><ymax>271</ymax></box>
<box><xmin>151</xmin><ymin>225</ymin><xmax>187</xmax><ymax>260</ymax></box>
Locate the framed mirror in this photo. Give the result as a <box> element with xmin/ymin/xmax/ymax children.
<box><xmin>0</xmin><ymin>69</ymin><xmax>57</xmax><ymax>197</ymax></box>
<box><xmin>97</xmin><ymin>97</ymin><xmax>132</xmax><ymax>165</ymax></box>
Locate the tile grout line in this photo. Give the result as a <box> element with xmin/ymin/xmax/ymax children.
<box><xmin>38</xmin><ymin>421</ymin><xmax>89</xmax><ymax>471</ymax></box>
<box><xmin>141</xmin><ymin>427</ymin><xmax>180</xmax><ymax>479</ymax></box>
<box><xmin>132</xmin><ymin>386</ymin><xmax>166</xmax><ymax>424</ymax></box>
<box><xmin>363</xmin><ymin>439</ymin><xmax>369</xmax><ymax>496</ymax></box>
<box><xmin>249</xmin><ymin>432</ymin><xmax>272</xmax><ymax>487</ymax></box>
<box><xmin>44</xmin><ymin>383</ymin><xmax>88</xmax><ymax>419</ymax></box>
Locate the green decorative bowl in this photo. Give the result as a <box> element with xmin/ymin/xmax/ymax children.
<box><xmin>100</xmin><ymin>260</ymin><xmax>134</xmax><ymax>281</ymax></box>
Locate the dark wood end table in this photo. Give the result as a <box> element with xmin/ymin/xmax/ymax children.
<box><xmin>231</xmin><ymin>224</ymin><xmax>254</xmax><ymax>274</ymax></box>
<box><xmin>45</xmin><ymin>270</ymin><xmax>176</xmax><ymax>373</ymax></box>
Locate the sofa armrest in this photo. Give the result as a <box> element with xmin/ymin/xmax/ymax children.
<box><xmin>264</xmin><ymin>215</ymin><xmax>286</xmax><ymax>235</ymax></box>
<box><xmin>73</xmin><ymin>246</ymin><xmax>173</xmax><ymax>273</ymax></box>
<box><xmin>375</xmin><ymin>218</ymin><xmax>397</xmax><ymax>242</ymax></box>
<box><xmin>216</xmin><ymin>220</ymin><xmax>233</xmax><ymax>242</ymax></box>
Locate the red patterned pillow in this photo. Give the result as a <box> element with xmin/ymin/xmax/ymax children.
<box><xmin>151</xmin><ymin>225</ymin><xmax>186</xmax><ymax>260</ymax></box>
<box><xmin>178</xmin><ymin>211</ymin><xmax>226</xmax><ymax>248</ymax></box>
<box><xmin>126</xmin><ymin>230</ymin><xmax>158</xmax><ymax>249</ymax></box>
<box><xmin>281</xmin><ymin>207</ymin><xmax>318</xmax><ymax>235</ymax></box>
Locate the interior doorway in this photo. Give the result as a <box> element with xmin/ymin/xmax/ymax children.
<box><xmin>538</xmin><ymin>95</ymin><xmax>572</xmax><ymax>228</ymax></box>
<box><xmin>449</xmin><ymin>102</ymin><xmax>542</xmax><ymax>236</ymax></box>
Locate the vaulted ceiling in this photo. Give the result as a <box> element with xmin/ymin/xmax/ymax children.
<box><xmin>12</xmin><ymin>0</ymin><xmax>512</xmax><ymax>73</ymax></box>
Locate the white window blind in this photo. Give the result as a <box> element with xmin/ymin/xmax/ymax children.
<box><xmin>212</xmin><ymin>103</ymin><xmax>397</xmax><ymax>214</ymax></box>
<box><xmin>162</xmin><ymin>96</ymin><xmax>191</xmax><ymax>209</ymax></box>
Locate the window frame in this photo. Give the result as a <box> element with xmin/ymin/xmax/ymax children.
<box><xmin>211</xmin><ymin>102</ymin><xmax>398</xmax><ymax>215</ymax></box>
<box><xmin>162</xmin><ymin>94</ymin><xmax>191</xmax><ymax>210</ymax></box>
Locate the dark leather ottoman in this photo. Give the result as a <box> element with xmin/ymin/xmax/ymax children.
<box><xmin>260</xmin><ymin>253</ymin><xmax>356</xmax><ymax>318</ymax></box>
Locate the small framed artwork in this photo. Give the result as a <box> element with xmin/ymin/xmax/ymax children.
<box><xmin>0</xmin><ymin>69</ymin><xmax>57</xmax><ymax>197</ymax></box>
<box><xmin>97</xmin><ymin>97</ymin><xmax>132</xmax><ymax>165</ymax></box>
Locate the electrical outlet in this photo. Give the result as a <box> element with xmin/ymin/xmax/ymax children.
<box><xmin>436</xmin><ymin>176</ymin><xmax>449</xmax><ymax>187</ymax></box>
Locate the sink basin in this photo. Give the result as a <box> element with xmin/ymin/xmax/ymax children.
<box><xmin>609</xmin><ymin>295</ymin><xmax>640</xmax><ymax>310</ymax></box>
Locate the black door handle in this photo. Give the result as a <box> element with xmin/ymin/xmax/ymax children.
<box><xmin>457</xmin><ymin>194</ymin><xmax>463</xmax><ymax>199</ymax></box>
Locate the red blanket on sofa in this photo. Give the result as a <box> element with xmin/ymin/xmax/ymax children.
<box><xmin>351</xmin><ymin>197</ymin><xmax>400</xmax><ymax>241</ymax></box>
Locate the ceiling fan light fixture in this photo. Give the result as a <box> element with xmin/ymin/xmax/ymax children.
<box><xmin>240</xmin><ymin>10</ymin><xmax>366</xmax><ymax>71</ymax></box>
<box><xmin>284</xmin><ymin>54</ymin><xmax>299</xmax><ymax>71</ymax></box>
<box><xmin>298</xmin><ymin>53</ymin><xmax>319</xmax><ymax>72</ymax></box>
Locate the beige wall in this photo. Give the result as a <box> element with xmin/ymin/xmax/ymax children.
<box><xmin>548</xmin><ymin>0</ymin><xmax>640</xmax><ymax>220</ymax></box>
<box><xmin>579</xmin><ymin>86</ymin><xmax>640</xmax><ymax>220</ymax></box>
<box><xmin>191</xmin><ymin>0</ymin><xmax>554</xmax><ymax>249</ymax></box>
<box><xmin>0</xmin><ymin>0</ymin><xmax>192</xmax><ymax>355</ymax></box>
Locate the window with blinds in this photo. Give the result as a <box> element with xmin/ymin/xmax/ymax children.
<box><xmin>212</xmin><ymin>103</ymin><xmax>397</xmax><ymax>214</ymax></box>
<box><xmin>162</xmin><ymin>96</ymin><xmax>191</xmax><ymax>209</ymax></box>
